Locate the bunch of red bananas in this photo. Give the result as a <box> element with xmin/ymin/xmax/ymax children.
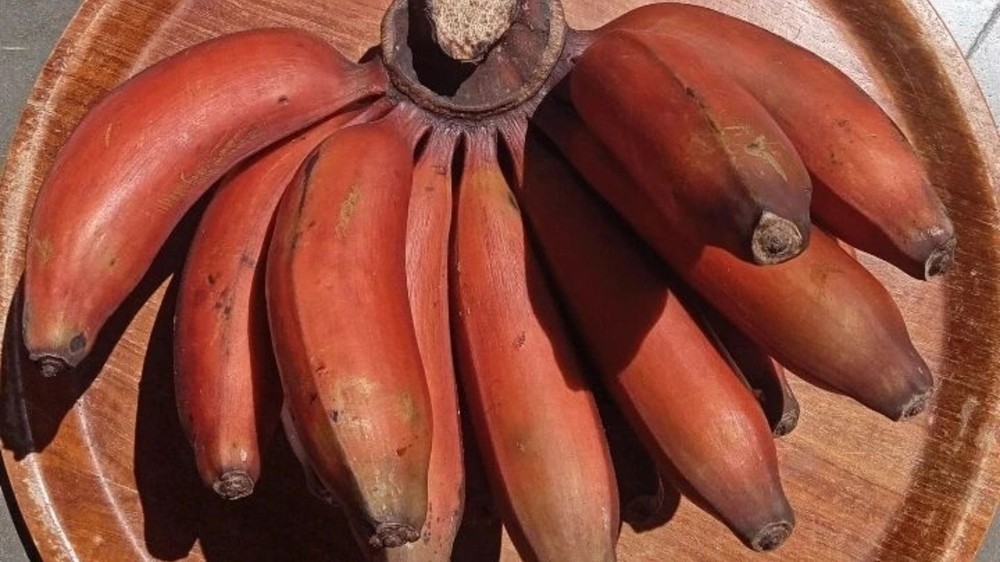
<box><xmin>18</xmin><ymin>1</ymin><xmax>953</xmax><ymax>560</ymax></box>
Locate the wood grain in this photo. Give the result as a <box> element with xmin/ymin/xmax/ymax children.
<box><xmin>1</xmin><ymin>0</ymin><xmax>999</xmax><ymax>560</ymax></box>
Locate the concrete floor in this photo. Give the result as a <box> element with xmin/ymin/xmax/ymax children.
<box><xmin>1</xmin><ymin>1</ymin><xmax>998</xmax><ymax>560</ymax></box>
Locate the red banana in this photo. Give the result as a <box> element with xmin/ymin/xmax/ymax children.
<box><xmin>532</xmin><ymin>101</ymin><xmax>933</xmax><ymax>421</ymax></box>
<box><xmin>174</xmin><ymin>103</ymin><xmax>386</xmax><ymax>500</ymax></box>
<box><xmin>386</xmin><ymin>128</ymin><xmax>465</xmax><ymax>561</ymax></box>
<box><xmin>595</xmin><ymin>390</ymin><xmax>675</xmax><ymax>534</ymax></box>
<box><xmin>568</xmin><ymin>29</ymin><xmax>812</xmax><ymax>265</ymax></box>
<box><xmin>281</xmin><ymin>402</ymin><xmax>338</xmax><ymax>506</ymax></box>
<box><xmin>266</xmin><ymin>111</ymin><xmax>431</xmax><ymax>548</ymax></box>
<box><xmin>696</xmin><ymin>304</ymin><xmax>801</xmax><ymax>437</ymax></box>
<box><xmin>23</xmin><ymin>28</ymin><xmax>385</xmax><ymax>374</ymax></box>
<box><xmin>450</xmin><ymin>131</ymin><xmax>619</xmax><ymax>562</ymax></box>
<box><xmin>772</xmin><ymin>364</ymin><xmax>801</xmax><ymax>437</ymax></box>
<box><xmin>600</xmin><ymin>3</ymin><xmax>955</xmax><ymax>279</ymax></box>
<box><xmin>516</xmin><ymin>132</ymin><xmax>793</xmax><ymax>551</ymax></box>
<box><xmin>682</xmin><ymin>227</ymin><xmax>933</xmax><ymax>422</ymax></box>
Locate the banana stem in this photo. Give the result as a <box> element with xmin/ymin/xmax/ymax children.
<box><xmin>421</xmin><ymin>0</ymin><xmax>519</xmax><ymax>61</ymax></box>
<box><xmin>381</xmin><ymin>0</ymin><xmax>565</xmax><ymax>118</ymax></box>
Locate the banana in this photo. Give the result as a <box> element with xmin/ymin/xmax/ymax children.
<box><xmin>600</xmin><ymin>3</ymin><xmax>955</xmax><ymax>279</ymax></box>
<box><xmin>681</xmin><ymin>227</ymin><xmax>933</xmax><ymax>422</ymax></box>
<box><xmin>23</xmin><ymin>28</ymin><xmax>386</xmax><ymax>374</ymax></box>
<box><xmin>281</xmin><ymin>403</ymin><xmax>338</xmax><ymax>506</ymax></box>
<box><xmin>450</xmin><ymin>131</ymin><xmax>619</xmax><ymax>562</ymax></box>
<box><xmin>594</xmin><ymin>389</ymin><xmax>673</xmax><ymax>533</ymax></box>
<box><xmin>532</xmin><ymin>102</ymin><xmax>933</xmax><ymax>421</ymax></box>
<box><xmin>772</xmin><ymin>364</ymin><xmax>801</xmax><ymax>437</ymax></box>
<box><xmin>568</xmin><ymin>29</ymin><xmax>812</xmax><ymax>265</ymax></box>
<box><xmin>173</xmin><ymin>102</ymin><xmax>387</xmax><ymax>500</ymax></box>
<box><xmin>266</xmin><ymin>110</ymin><xmax>431</xmax><ymax>549</ymax></box>
<box><xmin>451</xmin><ymin>422</ymin><xmax>504</xmax><ymax>562</ymax></box>
<box><xmin>517</xmin><ymin>133</ymin><xmax>793</xmax><ymax>551</ymax></box>
<box><xmin>695</xmin><ymin>303</ymin><xmax>801</xmax><ymax>437</ymax></box>
<box><xmin>385</xmin><ymin>129</ymin><xmax>464</xmax><ymax>561</ymax></box>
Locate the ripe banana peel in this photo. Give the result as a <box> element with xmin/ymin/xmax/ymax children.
<box><xmin>451</xmin><ymin>132</ymin><xmax>619</xmax><ymax>562</ymax></box>
<box><xmin>174</xmin><ymin>103</ymin><xmax>389</xmax><ymax>501</ymax></box>
<box><xmin>24</xmin><ymin>28</ymin><xmax>386</xmax><ymax>374</ymax></box>
<box><xmin>569</xmin><ymin>28</ymin><xmax>812</xmax><ymax>265</ymax></box>
<box><xmin>266</xmin><ymin>112</ymin><xmax>432</xmax><ymax>548</ymax></box>
<box><xmin>533</xmin><ymin>100</ymin><xmax>934</xmax><ymax>422</ymax></box>
<box><xmin>17</xmin><ymin>1</ymin><xmax>955</xmax><ymax>558</ymax></box>
<box><xmin>595</xmin><ymin>391</ymin><xmax>674</xmax><ymax>534</ymax></box>
<box><xmin>517</xmin><ymin>133</ymin><xmax>793</xmax><ymax>551</ymax></box>
<box><xmin>696</xmin><ymin>302</ymin><xmax>801</xmax><ymax>437</ymax></box>
<box><xmin>599</xmin><ymin>2</ymin><xmax>955</xmax><ymax>279</ymax></box>
<box><xmin>389</xmin><ymin>130</ymin><xmax>465</xmax><ymax>561</ymax></box>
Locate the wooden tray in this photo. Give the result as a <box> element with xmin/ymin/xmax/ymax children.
<box><xmin>2</xmin><ymin>0</ymin><xmax>1000</xmax><ymax>560</ymax></box>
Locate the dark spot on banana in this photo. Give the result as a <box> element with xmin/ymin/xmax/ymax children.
<box><xmin>514</xmin><ymin>331</ymin><xmax>526</xmax><ymax>348</ymax></box>
<box><xmin>69</xmin><ymin>334</ymin><xmax>86</xmax><ymax>354</ymax></box>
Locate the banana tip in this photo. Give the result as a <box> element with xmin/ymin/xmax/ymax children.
<box><xmin>212</xmin><ymin>471</ymin><xmax>255</xmax><ymax>500</ymax></box>
<box><xmin>752</xmin><ymin>212</ymin><xmax>805</xmax><ymax>265</ymax></box>
<box><xmin>623</xmin><ymin>493</ymin><xmax>666</xmax><ymax>530</ymax></box>
<box><xmin>27</xmin><ymin>333</ymin><xmax>87</xmax><ymax>376</ymax></box>
<box><xmin>35</xmin><ymin>356</ymin><xmax>70</xmax><ymax>378</ymax></box>
<box><xmin>925</xmin><ymin>237</ymin><xmax>957</xmax><ymax>279</ymax></box>
<box><xmin>751</xmin><ymin>521</ymin><xmax>793</xmax><ymax>552</ymax></box>
<box><xmin>369</xmin><ymin>522</ymin><xmax>421</xmax><ymax>549</ymax></box>
<box><xmin>774</xmin><ymin>409</ymin><xmax>800</xmax><ymax>437</ymax></box>
<box><xmin>898</xmin><ymin>389</ymin><xmax>933</xmax><ymax>421</ymax></box>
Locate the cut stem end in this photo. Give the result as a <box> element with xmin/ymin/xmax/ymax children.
<box><xmin>381</xmin><ymin>0</ymin><xmax>566</xmax><ymax>118</ymax></box>
<box><xmin>425</xmin><ymin>0</ymin><xmax>519</xmax><ymax>61</ymax></box>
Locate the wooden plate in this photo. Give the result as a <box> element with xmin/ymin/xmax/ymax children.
<box><xmin>2</xmin><ymin>0</ymin><xmax>1000</xmax><ymax>560</ymax></box>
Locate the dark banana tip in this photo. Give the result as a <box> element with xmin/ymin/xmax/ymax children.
<box><xmin>751</xmin><ymin>212</ymin><xmax>805</xmax><ymax>265</ymax></box>
<box><xmin>369</xmin><ymin>522</ymin><xmax>421</xmax><ymax>549</ymax></box>
<box><xmin>774</xmin><ymin>408</ymin><xmax>800</xmax><ymax>438</ymax></box>
<box><xmin>623</xmin><ymin>493</ymin><xmax>665</xmax><ymax>531</ymax></box>
<box><xmin>925</xmin><ymin>236</ymin><xmax>957</xmax><ymax>279</ymax></box>
<box><xmin>213</xmin><ymin>470</ymin><xmax>255</xmax><ymax>500</ymax></box>
<box><xmin>751</xmin><ymin>521</ymin><xmax>794</xmax><ymax>552</ymax></box>
<box><xmin>35</xmin><ymin>356</ymin><xmax>70</xmax><ymax>378</ymax></box>
<box><xmin>897</xmin><ymin>388</ymin><xmax>934</xmax><ymax>422</ymax></box>
<box><xmin>28</xmin><ymin>333</ymin><xmax>87</xmax><ymax>377</ymax></box>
